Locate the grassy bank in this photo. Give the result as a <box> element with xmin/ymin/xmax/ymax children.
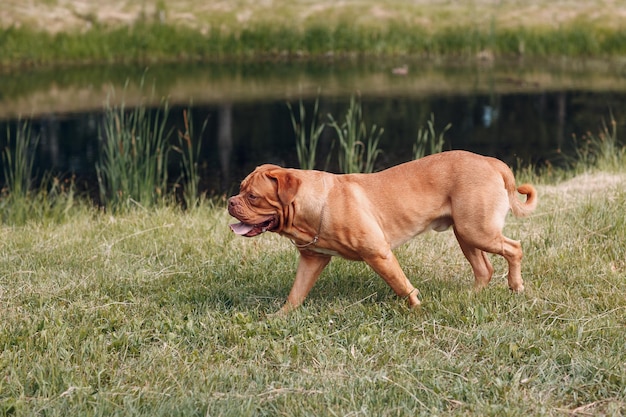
<box><xmin>3</xmin><ymin>1</ymin><xmax>626</xmax><ymax>68</ymax></box>
<box><xmin>1</xmin><ymin>168</ymin><xmax>625</xmax><ymax>415</ymax></box>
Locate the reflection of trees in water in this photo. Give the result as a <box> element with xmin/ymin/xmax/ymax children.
<box><xmin>37</xmin><ymin>113</ymin><xmax>100</xmax><ymax>175</ymax></box>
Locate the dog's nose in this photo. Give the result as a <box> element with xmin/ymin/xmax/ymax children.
<box><xmin>228</xmin><ymin>197</ymin><xmax>236</xmax><ymax>207</ymax></box>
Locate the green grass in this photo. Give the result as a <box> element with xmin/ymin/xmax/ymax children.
<box><xmin>4</xmin><ymin>1</ymin><xmax>626</xmax><ymax>70</ymax></box>
<box><xmin>1</xmin><ymin>169</ymin><xmax>625</xmax><ymax>415</ymax></box>
<box><xmin>3</xmin><ymin>11</ymin><xmax>626</xmax><ymax>68</ymax></box>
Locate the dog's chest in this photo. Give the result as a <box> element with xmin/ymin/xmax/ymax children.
<box><xmin>308</xmin><ymin>247</ymin><xmax>342</xmax><ymax>257</ymax></box>
<box><xmin>304</xmin><ymin>245</ymin><xmax>364</xmax><ymax>261</ymax></box>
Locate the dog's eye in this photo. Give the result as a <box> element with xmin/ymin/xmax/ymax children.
<box><xmin>247</xmin><ymin>194</ymin><xmax>258</xmax><ymax>202</ymax></box>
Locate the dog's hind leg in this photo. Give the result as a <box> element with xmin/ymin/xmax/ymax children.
<box><xmin>451</xmin><ymin>189</ymin><xmax>525</xmax><ymax>292</ymax></box>
<box><xmin>453</xmin><ymin>227</ymin><xmax>494</xmax><ymax>290</ymax></box>
<box><xmin>500</xmin><ymin>236</ymin><xmax>524</xmax><ymax>292</ymax></box>
<box><xmin>455</xmin><ymin>228</ymin><xmax>525</xmax><ymax>293</ymax></box>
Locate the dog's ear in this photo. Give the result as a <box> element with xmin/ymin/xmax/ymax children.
<box><xmin>266</xmin><ymin>169</ymin><xmax>301</xmax><ymax>205</ymax></box>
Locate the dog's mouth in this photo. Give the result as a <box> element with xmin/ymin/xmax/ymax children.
<box><xmin>229</xmin><ymin>216</ymin><xmax>278</xmax><ymax>237</ymax></box>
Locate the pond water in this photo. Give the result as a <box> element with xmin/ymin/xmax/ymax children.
<box><xmin>1</xmin><ymin>58</ymin><xmax>625</xmax><ymax>195</ymax></box>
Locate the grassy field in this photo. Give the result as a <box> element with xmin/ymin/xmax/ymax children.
<box><xmin>3</xmin><ymin>0</ymin><xmax>626</xmax><ymax>68</ymax></box>
<box><xmin>1</xmin><ymin>164</ymin><xmax>626</xmax><ymax>415</ymax></box>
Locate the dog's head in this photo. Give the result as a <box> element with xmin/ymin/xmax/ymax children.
<box><xmin>228</xmin><ymin>165</ymin><xmax>302</xmax><ymax>237</ymax></box>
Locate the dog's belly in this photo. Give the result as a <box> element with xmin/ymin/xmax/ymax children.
<box><xmin>386</xmin><ymin>216</ymin><xmax>453</xmax><ymax>250</ymax></box>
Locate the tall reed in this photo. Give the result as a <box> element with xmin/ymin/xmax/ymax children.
<box><xmin>96</xmin><ymin>87</ymin><xmax>172</xmax><ymax>211</ymax></box>
<box><xmin>173</xmin><ymin>108</ymin><xmax>207</xmax><ymax>208</ymax></box>
<box><xmin>571</xmin><ymin>113</ymin><xmax>624</xmax><ymax>172</ymax></box>
<box><xmin>413</xmin><ymin>113</ymin><xmax>451</xmax><ymax>159</ymax></box>
<box><xmin>1</xmin><ymin>120</ymin><xmax>39</xmax><ymax>199</ymax></box>
<box><xmin>287</xmin><ymin>95</ymin><xmax>327</xmax><ymax>170</ymax></box>
<box><xmin>1</xmin><ymin>121</ymin><xmax>81</xmax><ymax>224</ymax></box>
<box><xmin>328</xmin><ymin>95</ymin><xmax>384</xmax><ymax>173</ymax></box>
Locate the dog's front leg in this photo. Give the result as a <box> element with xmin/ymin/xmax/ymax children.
<box><xmin>278</xmin><ymin>252</ymin><xmax>331</xmax><ymax>314</ymax></box>
<box><xmin>364</xmin><ymin>249</ymin><xmax>421</xmax><ymax>309</ymax></box>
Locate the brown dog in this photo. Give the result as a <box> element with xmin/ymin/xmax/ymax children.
<box><xmin>228</xmin><ymin>150</ymin><xmax>537</xmax><ymax>313</ymax></box>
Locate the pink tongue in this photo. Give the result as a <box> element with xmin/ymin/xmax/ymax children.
<box><xmin>230</xmin><ymin>222</ymin><xmax>255</xmax><ymax>235</ymax></box>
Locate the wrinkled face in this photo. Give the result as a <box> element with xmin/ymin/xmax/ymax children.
<box><xmin>227</xmin><ymin>165</ymin><xmax>300</xmax><ymax>237</ymax></box>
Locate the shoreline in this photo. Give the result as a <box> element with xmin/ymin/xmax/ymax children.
<box><xmin>2</xmin><ymin>1</ymin><xmax>626</xmax><ymax>70</ymax></box>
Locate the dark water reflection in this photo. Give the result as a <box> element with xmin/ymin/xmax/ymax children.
<box><xmin>1</xmin><ymin>59</ymin><xmax>625</xmax><ymax>195</ymax></box>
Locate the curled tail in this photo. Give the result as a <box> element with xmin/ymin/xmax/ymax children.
<box><xmin>510</xmin><ymin>183</ymin><xmax>538</xmax><ymax>217</ymax></box>
<box><xmin>495</xmin><ymin>159</ymin><xmax>538</xmax><ymax>218</ymax></box>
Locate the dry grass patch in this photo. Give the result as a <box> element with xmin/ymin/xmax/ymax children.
<box><xmin>542</xmin><ymin>172</ymin><xmax>626</xmax><ymax>198</ymax></box>
<box><xmin>4</xmin><ymin>0</ymin><xmax>626</xmax><ymax>33</ymax></box>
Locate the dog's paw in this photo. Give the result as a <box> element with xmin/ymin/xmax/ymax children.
<box><xmin>406</xmin><ymin>294</ymin><xmax>421</xmax><ymax>309</ymax></box>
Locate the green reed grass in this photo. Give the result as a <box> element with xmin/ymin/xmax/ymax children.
<box><xmin>328</xmin><ymin>95</ymin><xmax>384</xmax><ymax>174</ymax></box>
<box><xmin>172</xmin><ymin>108</ymin><xmax>207</xmax><ymax>208</ymax></box>
<box><xmin>1</xmin><ymin>120</ymin><xmax>39</xmax><ymax>199</ymax></box>
<box><xmin>1</xmin><ymin>96</ymin><xmax>204</xmax><ymax>220</ymax></box>
<box><xmin>571</xmin><ymin>114</ymin><xmax>624</xmax><ymax>173</ymax></box>
<box><xmin>413</xmin><ymin>113</ymin><xmax>452</xmax><ymax>159</ymax></box>
<box><xmin>288</xmin><ymin>95</ymin><xmax>327</xmax><ymax>170</ymax></box>
<box><xmin>96</xmin><ymin>86</ymin><xmax>172</xmax><ymax>211</ymax></box>
<box><xmin>292</xmin><ymin>101</ymin><xmax>449</xmax><ymax>173</ymax></box>
<box><xmin>0</xmin><ymin>120</ymin><xmax>85</xmax><ymax>225</ymax></box>
<box><xmin>2</xmin><ymin>176</ymin><xmax>83</xmax><ymax>225</ymax></box>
